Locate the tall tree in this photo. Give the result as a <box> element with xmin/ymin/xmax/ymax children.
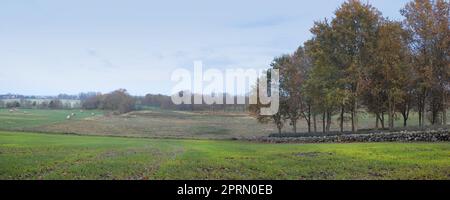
<box><xmin>287</xmin><ymin>46</ymin><xmax>312</xmax><ymax>132</ymax></box>
<box><xmin>432</xmin><ymin>0</ymin><xmax>450</xmax><ymax>125</ymax></box>
<box><xmin>274</xmin><ymin>55</ymin><xmax>302</xmax><ymax>133</ymax></box>
<box><xmin>305</xmin><ymin>21</ymin><xmax>348</xmax><ymax>133</ymax></box>
<box><xmin>401</xmin><ymin>0</ymin><xmax>450</xmax><ymax>126</ymax></box>
<box><xmin>294</xmin><ymin>46</ymin><xmax>314</xmax><ymax>133</ymax></box>
<box><xmin>372</xmin><ymin>20</ymin><xmax>412</xmax><ymax>130</ymax></box>
<box><xmin>331</xmin><ymin>0</ymin><xmax>382</xmax><ymax>132</ymax></box>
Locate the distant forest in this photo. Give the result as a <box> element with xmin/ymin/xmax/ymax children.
<box><xmin>0</xmin><ymin>90</ymin><xmax>250</xmax><ymax>114</ymax></box>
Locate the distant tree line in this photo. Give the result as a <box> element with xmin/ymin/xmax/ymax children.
<box><xmin>0</xmin><ymin>90</ymin><xmax>251</xmax><ymax>114</ymax></box>
<box><xmin>250</xmin><ymin>0</ymin><xmax>449</xmax><ymax>134</ymax></box>
<box><xmin>0</xmin><ymin>99</ymin><xmax>78</xmax><ymax>109</ymax></box>
<box><xmin>81</xmin><ymin>89</ymin><xmax>252</xmax><ymax>114</ymax></box>
<box><xmin>137</xmin><ymin>93</ymin><xmax>250</xmax><ymax>112</ymax></box>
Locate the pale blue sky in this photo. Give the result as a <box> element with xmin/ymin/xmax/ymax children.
<box><xmin>0</xmin><ymin>0</ymin><xmax>410</xmax><ymax>95</ymax></box>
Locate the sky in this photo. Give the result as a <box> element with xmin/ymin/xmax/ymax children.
<box><xmin>0</xmin><ymin>0</ymin><xmax>410</xmax><ymax>96</ymax></box>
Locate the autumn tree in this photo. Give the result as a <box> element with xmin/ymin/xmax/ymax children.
<box><xmin>332</xmin><ymin>0</ymin><xmax>381</xmax><ymax>132</ymax></box>
<box><xmin>293</xmin><ymin>47</ymin><xmax>314</xmax><ymax>133</ymax></box>
<box><xmin>102</xmin><ymin>89</ymin><xmax>136</xmax><ymax>114</ymax></box>
<box><xmin>82</xmin><ymin>89</ymin><xmax>135</xmax><ymax>114</ymax></box>
<box><xmin>371</xmin><ymin>20</ymin><xmax>412</xmax><ymax>130</ymax></box>
<box><xmin>273</xmin><ymin>47</ymin><xmax>312</xmax><ymax>133</ymax></box>
<box><xmin>401</xmin><ymin>0</ymin><xmax>450</xmax><ymax>126</ymax></box>
<box><xmin>305</xmin><ymin>21</ymin><xmax>348</xmax><ymax>133</ymax></box>
<box><xmin>271</xmin><ymin>55</ymin><xmax>298</xmax><ymax>133</ymax></box>
<box><xmin>249</xmin><ymin>74</ymin><xmax>286</xmax><ymax>134</ymax></box>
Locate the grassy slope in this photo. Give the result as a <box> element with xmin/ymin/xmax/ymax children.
<box><xmin>0</xmin><ymin>131</ymin><xmax>448</xmax><ymax>180</ymax></box>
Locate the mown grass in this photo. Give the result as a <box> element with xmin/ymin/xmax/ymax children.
<box><xmin>0</xmin><ymin>131</ymin><xmax>448</xmax><ymax>180</ymax></box>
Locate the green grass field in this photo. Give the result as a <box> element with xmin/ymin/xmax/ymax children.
<box><xmin>0</xmin><ymin>109</ymin><xmax>448</xmax><ymax>180</ymax></box>
<box><xmin>0</xmin><ymin>109</ymin><xmax>103</xmax><ymax>130</ymax></box>
<box><xmin>0</xmin><ymin>131</ymin><xmax>449</xmax><ymax>180</ymax></box>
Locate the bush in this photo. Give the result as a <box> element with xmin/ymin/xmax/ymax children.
<box><xmin>6</xmin><ymin>101</ymin><xmax>20</xmax><ymax>108</ymax></box>
<box><xmin>48</xmin><ymin>100</ymin><xmax>63</xmax><ymax>109</ymax></box>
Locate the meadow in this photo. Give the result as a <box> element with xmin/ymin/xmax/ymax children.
<box><xmin>0</xmin><ymin>109</ymin><xmax>103</xmax><ymax>130</ymax></box>
<box><xmin>0</xmin><ymin>108</ymin><xmax>275</xmax><ymax>139</ymax></box>
<box><xmin>0</xmin><ymin>131</ymin><xmax>449</xmax><ymax>180</ymax></box>
<box><xmin>1</xmin><ymin>108</ymin><xmax>445</xmax><ymax>139</ymax></box>
<box><xmin>0</xmin><ymin>108</ymin><xmax>448</xmax><ymax>180</ymax></box>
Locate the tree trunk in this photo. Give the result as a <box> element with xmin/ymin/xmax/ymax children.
<box><xmin>401</xmin><ymin>101</ymin><xmax>410</xmax><ymax>128</ymax></box>
<box><xmin>292</xmin><ymin>120</ymin><xmax>297</xmax><ymax>134</ymax></box>
<box><xmin>388</xmin><ymin>98</ymin><xmax>393</xmax><ymax>130</ymax></box>
<box><xmin>443</xmin><ymin>90</ymin><xmax>447</xmax><ymax>125</ymax></box>
<box><xmin>340</xmin><ymin>106</ymin><xmax>344</xmax><ymax>132</ymax></box>
<box><xmin>417</xmin><ymin>91</ymin><xmax>426</xmax><ymax>127</ymax></box>
<box><xmin>431</xmin><ymin>100</ymin><xmax>438</xmax><ymax>125</ymax></box>
<box><xmin>418</xmin><ymin>109</ymin><xmax>422</xmax><ymax>127</ymax></box>
<box><xmin>326</xmin><ymin>111</ymin><xmax>332</xmax><ymax>132</ymax></box>
<box><xmin>313</xmin><ymin>114</ymin><xmax>317</xmax><ymax>133</ymax></box>
<box><xmin>351</xmin><ymin>99</ymin><xmax>358</xmax><ymax>133</ymax></box>
<box><xmin>307</xmin><ymin>104</ymin><xmax>312</xmax><ymax>133</ymax></box>
<box><xmin>403</xmin><ymin>116</ymin><xmax>407</xmax><ymax>127</ymax></box>
<box><xmin>401</xmin><ymin>105</ymin><xmax>409</xmax><ymax>128</ymax></box>
<box><xmin>351</xmin><ymin>111</ymin><xmax>355</xmax><ymax>132</ymax></box>
<box><xmin>381</xmin><ymin>112</ymin><xmax>385</xmax><ymax>129</ymax></box>
<box><xmin>421</xmin><ymin>96</ymin><xmax>426</xmax><ymax>126</ymax></box>
<box><xmin>388</xmin><ymin>95</ymin><xmax>397</xmax><ymax>130</ymax></box>
<box><xmin>322</xmin><ymin>112</ymin><xmax>326</xmax><ymax>133</ymax></box>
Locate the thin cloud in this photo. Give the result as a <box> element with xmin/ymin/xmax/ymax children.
<box><xmin>232</xmin><ymin>16</ymin><xmax>292</xmax><ymax>29</ymax></box>
<box><xmin>86</xmin><ymin>49</ymin><xmax>118</xmax><ymax>69</ymax></box>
